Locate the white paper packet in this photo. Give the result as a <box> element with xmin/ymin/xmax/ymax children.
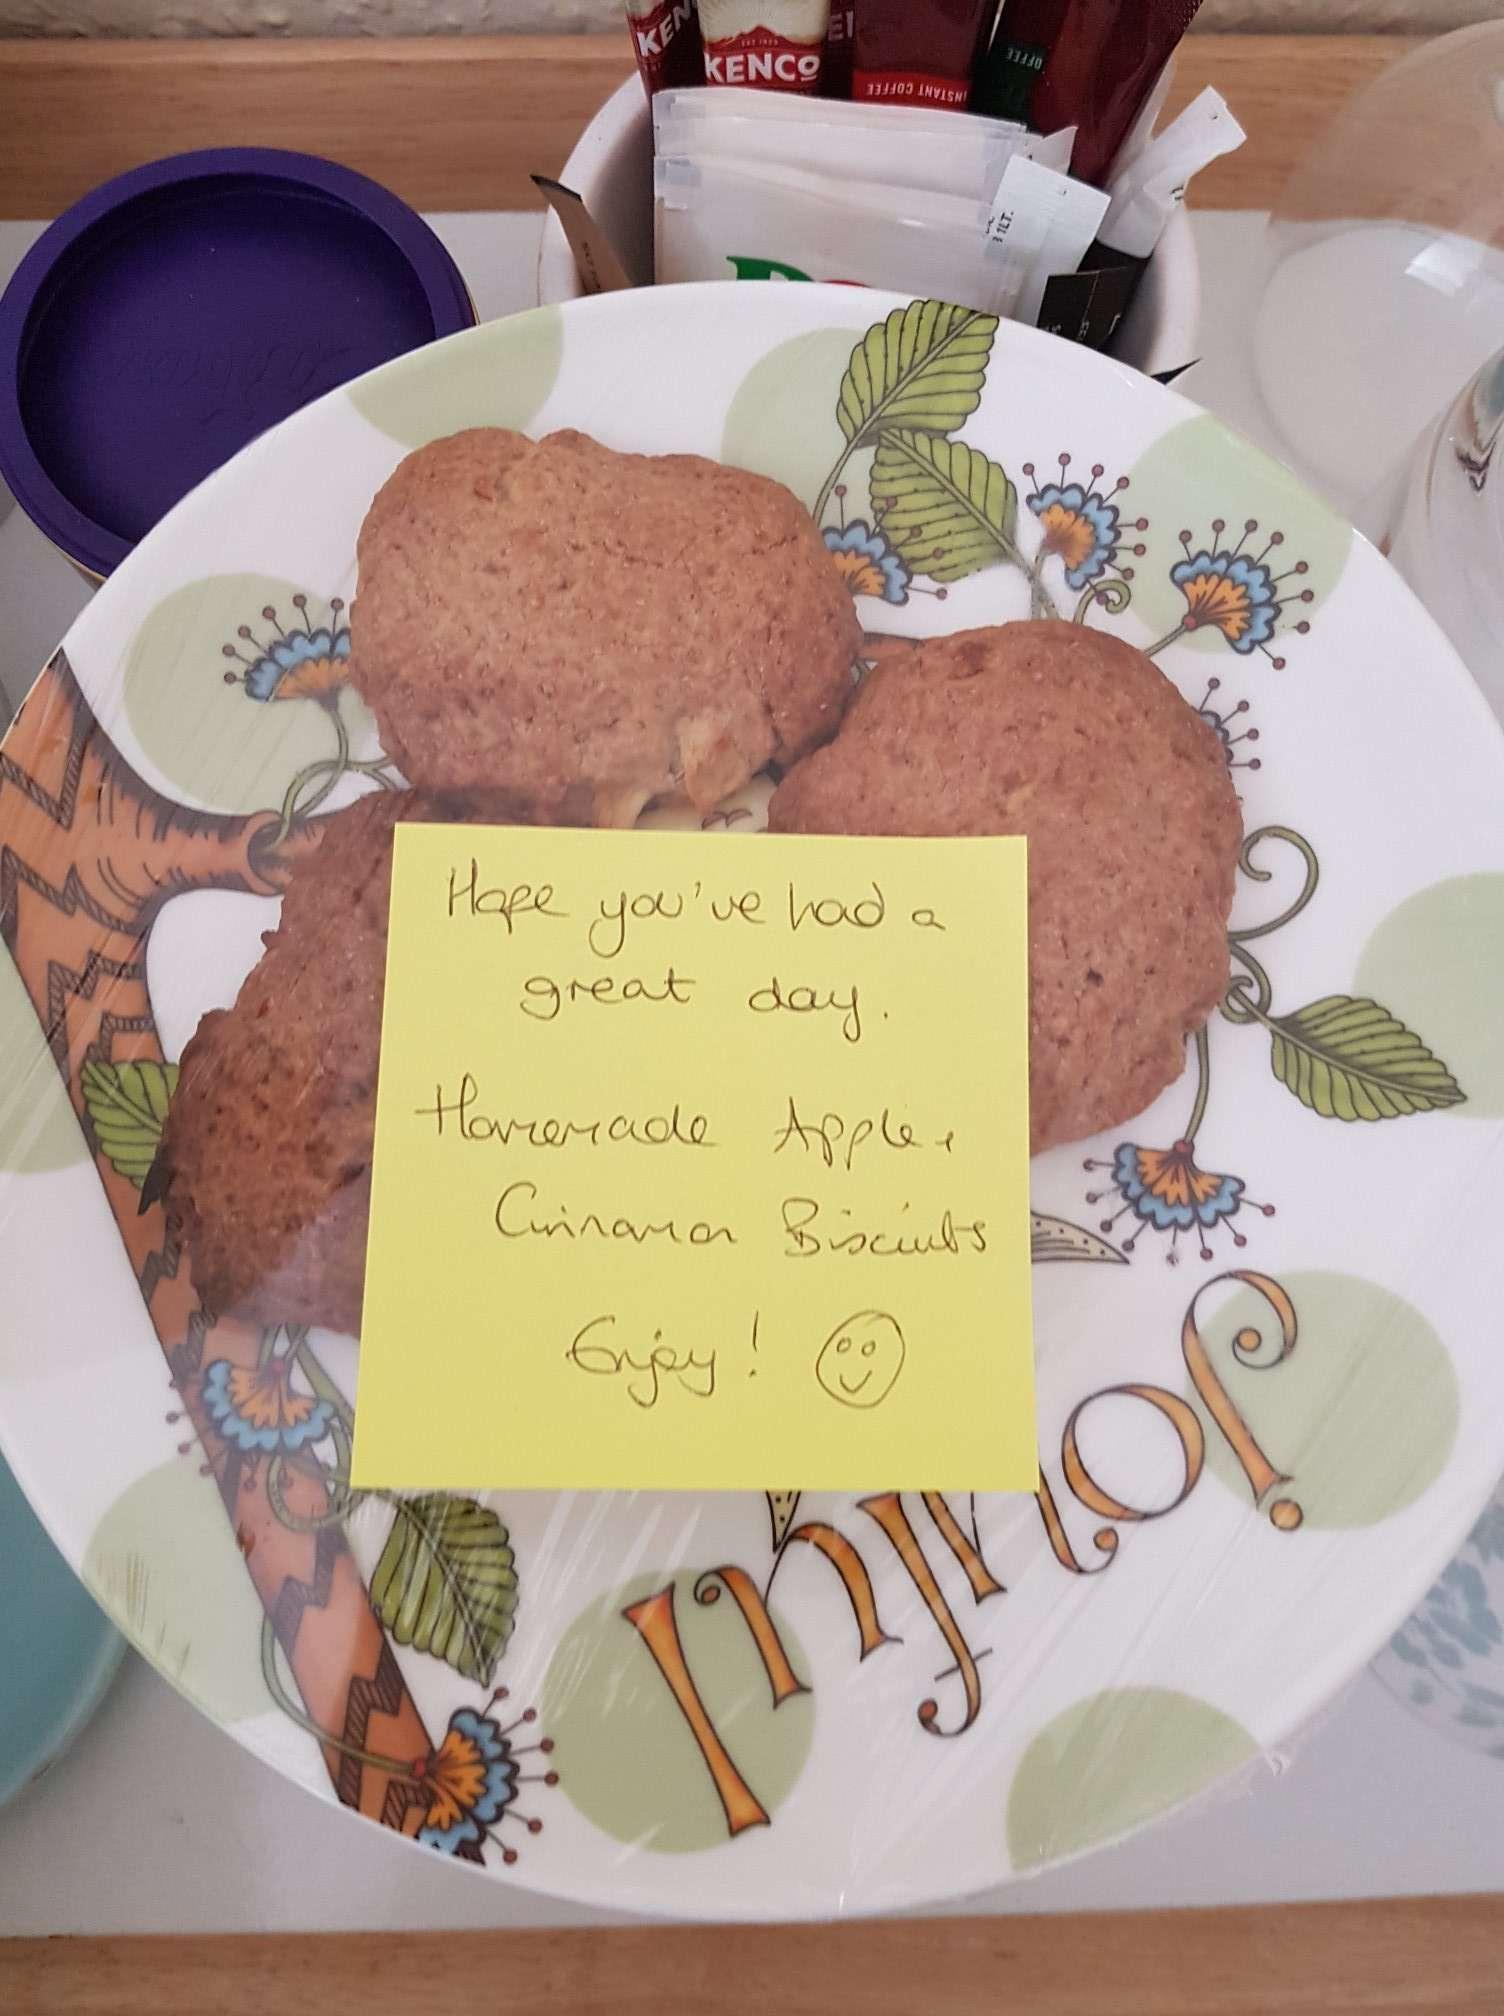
<box><xmin>654</xmin><ymin>152</ymin><xmax>1020</xmax><ymax>313</ymax></box>
<box><xmin>657</xmin><ymin>88</ymin><xmax>1076</xmax><ymax>169</ymax></box>
<box><xmin>658</xmin><ymin>81</ymin><xmax>1010</xmax><ymax>138</ymax></box>
<box><xmin>653</xmin><ymin>110</ymin><xmax>1042</xmax><ymax>205</ymax></box>
<box><xmin>984</xmin><ymin>155</ymin><xmax>1111</xmax><ymax>322</ymax></box>
<box><xmin>1097</xmin><ymin>86</ymin><xmax>1245</xmax><ymax>260</ymax></box>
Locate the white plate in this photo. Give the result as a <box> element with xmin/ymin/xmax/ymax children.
<box><xmin>2</xmin><ymin>285</ymin><xmax>1503</xmax><ymax>1921</ymax></box>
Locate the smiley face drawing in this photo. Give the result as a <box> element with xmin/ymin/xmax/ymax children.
<box><xmin>815</xmin><ymin>1310</ymin><xmax>906</xmax><ymax>1410</ymax></box>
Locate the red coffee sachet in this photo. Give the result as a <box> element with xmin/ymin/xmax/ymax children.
<box><xmin>974</xmin><ymin>0</ymin><xmax>1203</xmax><ymax>185</ymax></box>
<box><xmin>626</xmin><ymin>0</ymin><xmax>705</xmax><ymax>98</ymax></box>
<box><xmin>851</xmin><ymin>0</ymin><xmax>994</xmax><ymax>112</ymax></box>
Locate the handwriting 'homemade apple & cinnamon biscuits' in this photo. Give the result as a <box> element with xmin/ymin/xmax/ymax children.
<box><xmin>348</xmin><ymin>427</ymin><xmax>861</xmax><ymax>826</ymax></box>
<box><xmin>768</xmin><ymin>620</ymin><xmax>1243</xmax><ymax>1154</ymax></box>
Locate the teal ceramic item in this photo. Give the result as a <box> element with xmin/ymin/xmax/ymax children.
<box><xmin>0</xmin><ymin>1450</ymin><xmax>124</xmax><ymax>1810</ymax></box>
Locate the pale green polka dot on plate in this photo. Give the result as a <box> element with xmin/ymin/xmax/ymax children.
<box><xmin>84</xmin><ymin>1455</ymin><xmax>271</xmax><ymax>1725</ymax></box>
<box><xmin>1189</xmin><ymin>1272</ymin><xmax>1458</xmax><ymax>1529</ymax></box>
<box><xmin>721</xmin><ymin>325</ymin><xmax>869</xmax><ymax>516</ymax></box>
<box><xmin>124</xmin><ymin>574</ymin><xmax>378</xmax><ymax>813</ymax></box>
<box><xmin>1007</xmin><ymin>1686</ymin><xmax>1255</xmax><ymax>1869</ymax></box>
<box><xmin>1354</xmin><ymin>874</ymin><xmax>1504</xmax><ymax>1116</ymax></box>
<box><xmin>1124</xmin><ymin>414</ymin><xmax>1353</xmax><ymax>658</ymax></box>
<box><xmin>541</xmin><ymin>1568</ymin><xmax>814</xmax><ymax>1853</ymax></box>
<box><xmin>0</xmin><ymin>944</ymin><xmax>86</xmax><ymax>1172</ymax></box>
<box><xmin>348</xmin><ymin>308</ymin><xmax>563</xmax><ymax>449</ymax></box>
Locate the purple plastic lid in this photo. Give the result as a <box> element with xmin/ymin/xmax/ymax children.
<box><xmin>0</xmin><ymin>149</ymin><xmax>474</xmax><ymax>577</ymax></box>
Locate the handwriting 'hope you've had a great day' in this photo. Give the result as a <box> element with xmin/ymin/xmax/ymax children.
<box><xmin>353</xmin><ymin>825</ymin><xmax>1036</xmax><ymax>1494</ymax></box>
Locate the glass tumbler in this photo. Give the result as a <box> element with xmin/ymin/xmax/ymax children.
<box><xmin>1363</xmin><ymin>345</ymin><xmax>1504</xmax><ymax>724</ymax></box>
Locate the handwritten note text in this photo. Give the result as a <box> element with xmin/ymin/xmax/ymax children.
<box><xmin>353</xmin><ymin>826</ymin><xmax>1035</xmax><ymax>1491</ymax></box>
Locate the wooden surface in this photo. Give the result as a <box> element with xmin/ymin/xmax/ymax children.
<box><xmin>6</xmin><ymin>1896</ymin><xmax>1504</xmax><ymax>2014</ymax></box>
<box><xmin>0</xmin><ymin>25</ymin><xmax>1475</xmax><ymax>2013</ymax></box>
<box><xmin>0</xmin><ymin>31</ymin><xmax>1418</xmax><ymax>221</ymax></box>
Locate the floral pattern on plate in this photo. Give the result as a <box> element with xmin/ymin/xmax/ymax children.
<box><xmin>1</xmin><ymin>287</ymin><xmax>1502</xmax><ymax>1918</ymax></box>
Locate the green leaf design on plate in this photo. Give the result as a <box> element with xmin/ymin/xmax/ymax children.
<box><xmin>1030</xmin><ymin>1214</ymin><xmax>1128</xmax><ymax>1264</ymax></box>
<box><xmin>836</xmin><ymin>302</ymin><xmax>997</xmax><ymax>450</ymax></box>
<box><xmin>80</xmin><ymin>1060</ymin><xmax>179</xmax><ymax>1186</ymax></box>
<box><xmin>872</xmin><ymin>430</ymin><xmax>1022</xmax><ymax>584</ymax></box>
<box><xmin>767</xmin><ymin>1491</ymin><xmax>802</xmax><ymax>1549</ymax></box>
<box><xmin>371</xmin><ymin>1493</ymin><xmax>519</xmax><ymax>1684</ymax></box>
<box><xmin>1268</xmin><ymin>996</ymin><xmax>1465</xmax><ymax>1120</ymax></box>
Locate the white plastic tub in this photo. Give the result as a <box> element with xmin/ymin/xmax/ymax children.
<box><xmin>537</xmin><ymin>76</ymin><xmax>1200</xmax><ymax>378</ymax></box>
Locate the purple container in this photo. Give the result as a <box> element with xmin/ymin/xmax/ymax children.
<box><xmin>0</xmin><ymin>149</ymin><xmax>474</xmax><ymax>578</ymax></box>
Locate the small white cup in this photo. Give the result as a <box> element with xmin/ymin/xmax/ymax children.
<box><xmin>537</xmin><ymin>76</ymin><xmax>1202</xmax><ymax>379</ymax></box>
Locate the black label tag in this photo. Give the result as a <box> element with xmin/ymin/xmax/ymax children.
<box><xmin>1038</xmin><ymin>262</ymin><xmax>1141</xmax><ymax>353</ymax></box>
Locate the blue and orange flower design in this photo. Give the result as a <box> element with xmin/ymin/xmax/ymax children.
<box><xmin>1085</xmin><ymin>1140</ymin><xmax>1275</xmax><ymax>1263</ymax></box>
<box><xmin>1196</xmin><ymin>677</ymin><xmax>1261</xmax><ymax>774</ymax></box>
<box><xmin>417</xmin><ymin>1706</ymin><xmax>522</xmax><ymax>1854</ymax></box>
<box><xmin>1172</xmin><ymin>551</ymin><xmax>1277</xmax><ymax>653</ymax></box>
<box><xmin>222</xmin><ymin>594</ymin><xmax>350</xmax><ymax>703</ymax></box>
<box><xmin>413</xmin><ymin>1697</ymin><xmax>556</xmax><ymax>1862</ymax></box>
<box><xmin>824</xmin><ymin>521</ymin><xmax>911</xmax><ymax>606</ymax></box>
<box><xmin>1167</xmin><ymin>522</ymin><xmax>1314</xmax><ymax>664</ymax></box>
<box><xmin>1024</xmin><ymin>456</ymin><xmax>1147</xmax><ymax>592</ymax></box>
<box><xmin>201</xmin><ymin>1354</ymin><xmax>335</xmax><ymax>1455</ymax></box>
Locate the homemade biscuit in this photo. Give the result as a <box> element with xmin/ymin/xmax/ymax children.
<box><xmin>160</xmin><ymin>790</ymin><xmax>501</xmax><ymax>1333</ymax></box>
<box><xmin>769</xmin><ymin>621</ymin><xmax>1243</xmax><ymax>1154</ymax></box>
<box><xmin>349</xmin><ymin>428</ymin><xmax>861</xmax><ymax>825</ymax></box>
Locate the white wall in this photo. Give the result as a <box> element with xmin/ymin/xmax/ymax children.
<box><xmin>0</xmin><ymin>0</ymin><xmax>1497</xmax><ymax>34</ymax></box>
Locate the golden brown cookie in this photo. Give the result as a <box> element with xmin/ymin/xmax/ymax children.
<box><xmin>348</xmin><ymin>428</ymin><xmax>861</xmax><ymax>825</ymax></box>
<box><xmin>160</xmin><ymin>790</ymin><xmax>507</xmax><ymax>1333</ymax></box>
<box><xmin>769</xmin><ymin>621</ymin><xmax>1243</xmax><ymax>1154</ymax></box>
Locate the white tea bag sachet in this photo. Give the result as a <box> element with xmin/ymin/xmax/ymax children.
<box><xmin>654</xmin><ymin>153</ymin><xmax>1019</xmax><ymax>311</ymax></box>
<box><xmin>659</xmin><ymin>82</ymin><xmax>1012</xmax><ymax>137</ymax></box>
<box><xmin>655</xmin><ymin>106</ymin><xmax>1038</xmax><ymax>204</ymax></box>
<box><xmin>654</xmin><ymin>86</ymin><xmax>1075</xmax><ymax>198</ymax></box>
<box><xmin>1096</xmin><ymin>87</ymin><xmax>1245</xmax><ymax>262</ymax></box>
<box><xmin>985</xmin><ymin>155</ymin><xmax>1110</xmax><ymax>321</ymax></box>
<box><xmin>651</xmin><ymin>81</ymin><xmax>1105</xmax><ymax>329</ymax></box>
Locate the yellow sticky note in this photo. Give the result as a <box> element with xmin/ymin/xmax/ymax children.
<box><xmin>352</xmin><ymin>825</ymin><xmax>1035</xmax><ymax>1493</ymax></box>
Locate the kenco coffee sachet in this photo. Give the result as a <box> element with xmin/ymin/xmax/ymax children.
<box><xmin>699</xmin><ymin>1</ymin><xmax>832</xmax><ymax>93</ymax></box>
